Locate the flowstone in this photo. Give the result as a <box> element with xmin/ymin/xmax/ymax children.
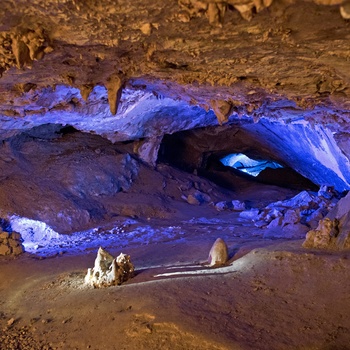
<box><xmin>85</xmin><ymin>247</ymin><xmax>135</xmax><ymax>288</ymax></box>
<box><xmin>303</xmin><ymin>191</ymin><xmax>350</xmax><ymax>249</ymax></box>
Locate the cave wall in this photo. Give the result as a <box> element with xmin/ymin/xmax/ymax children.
<box><xmin>241</xmin><ymin>119</ymin><xmax>350</xmax><ymax>192</ymax></box>
<box><xmin>0</xmin><ymin>1</ymin><xmax>350</xmax><ymax>233</ymax></box>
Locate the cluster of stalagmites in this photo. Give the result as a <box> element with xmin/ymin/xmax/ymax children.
<box><xmin>0</xmin><ymin>27</ymin><xmax>52</xmax><ymax>76</ymax></box>
<box><xmin>85</xmin><ymin>247</ymin><xmax>135</xmax><ymax>288</ymax></box>
<box><xmin>303</xmin><ymin>191</ymin><xmax>350</xmax><ymax>250</ymax></box>
<box><xmin>178</xmin><ymin>0</ymin><xmax>350</xmax><ymax>26</ymax></box>
<box><xmin>0</xmin><ymin>219</ymin><xmax>24</xmax><ymax>256</ymax></box>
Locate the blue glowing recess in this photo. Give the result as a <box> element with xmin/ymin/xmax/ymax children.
<box><xmin>220</xmin><ymin>153</ymin><xmax>283</xmax><ymax>177</ymax></box>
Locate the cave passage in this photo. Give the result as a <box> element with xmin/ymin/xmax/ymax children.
<box><xmin>220</xmin><ymin>153</ymin><xmax>284</xmax><ymax>177</ymax></box>
<box><xmin>158</xmin><ymin>124</ymin><xmax>319</xmax><ymax>192</ymax></box>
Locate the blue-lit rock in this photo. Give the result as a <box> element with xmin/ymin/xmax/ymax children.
<box><xmin>240</xmin><ymin>119</ymin><xmax>350</xmax><ymax>192</ymax></box>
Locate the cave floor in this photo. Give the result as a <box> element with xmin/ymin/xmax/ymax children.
<box><xmin>0</xmin><ymin>210</ymin><xmax>349</xmax><ymax>350</ymax></box>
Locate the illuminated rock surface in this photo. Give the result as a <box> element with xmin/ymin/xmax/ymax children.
<box><xmin>208</xmin><ymin>237</ymin><xmax>229</xmax><ymax>266</ymax></box>
<box><xmin>0</xmin><ymin>230</ymin><xmax>24</xmax><ymax>256</ymax></box>
<box><xmin>85</xmin><ymin>247</ymin><xmax>135</xmax><ymax>288</ymax></box>
<box><xmin>303</xmin><ymin>191</ymin><xmax>350</xmax><ymax>249</ymax></box>
<box><xmin>0</xmin><ymin>2</ymin><xmax>350</xmax><ymax>349</ymax></box>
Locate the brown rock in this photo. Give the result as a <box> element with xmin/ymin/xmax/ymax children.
<box><xmin>0</xmin><ymin>244</ymin><xmax>11</xmax><ymax>255</ymax></box>
<box><xmin>10</xmin><ymin>232</ymin><xmax>22</xmax><ymax>241</ymax></box>
<box><xmin>105</xmin><ymin>74</ymin><xmax>124</xmax><ymax>115</ymax></box>
<box><xmin>12</xmin><ymin>245</ymin><xmax>24</xmax><ymax>255</ymax></box>
<box><xmin>0</xmin><ymin>231</ymin><xmax>10</xmax><ymax>239</ymax></box>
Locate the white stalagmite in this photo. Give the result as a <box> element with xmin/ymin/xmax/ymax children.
<box><xmin>85</xmin><ymin>247</ymin><xmax>135</xmax><ymax>287</ymax></box>
<box><xmin>208</xmin><ymin>238</ymin><xmax>229</xmax><ymax>267</ymax></box>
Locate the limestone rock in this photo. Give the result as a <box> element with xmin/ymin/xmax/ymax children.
<box><xmin>187</xmin><ymin>190</ymin><xmax>211</xmax><ymax>205</ymax></box>
<box><xmin>231</xmin><ymin>200</ymin><xmax>246</xmax><ymax>211</ymax></box>
<box><xmin>215</xmin><ymin>201</ymin><xmax>228</xmax><ymax>211</ymax></box>
<box><xmin>304</xmin><ymin>191</ymin><xmax>350</xmax><ymax>250</ymax></box>
<box><xmin>0</xmin><ymin>229</ymin><xmax>24</xmax><ymax>256</ymax></box>
<box><xmin>208</xmin><ymin>238</ymin><xmax>228</xmax><ymax>267</ymax></box>
<box><xmin>105</xmin><ymin>74</ymin><xmax>124</xmax><ymax>115</ymax></box>
<box><xmin>210</xmin><ymin>100</ymin><xmax>232</xmax><ymax>125</ymax></box>
<box><xmin>140</xmin><ymin>23</ymin><xmax>152</xmax><ymax>35</ymax></box>
<box><xmin>239</xmin><ymin>208</ymin><xmax>260</xmax><ymax>220</ymax></box>
<box><xmin>133</xmin><ymin>136</ymin><xmax>162</xmax><ymax>166</ymax></box>
<box><xmin>267</xmin><ymin>216</ymin><xmax>282</xmax><ymax>229</ymax></box>
<box><xmin>282</xmin><ymin>209</ymin><xmax>300</xmax><ymax>226</ymax></box>
<box><xmin>79</xmin><ymin>84</ymin><xmax>94</xmax><ymax>101</ymax></box>
<box><xmin>340</xmin><ymin>2</ymin><xmax>350</xmax><ymax>19</ymax></box>
<box><xmin>303</xmin><ymin>218</ymin><xmax>338</xmax><ymax>249</ymax></box>
<box><xmin>215</xmin><ymin>199</ymin><xmax>245</xmax><ymax>211</ymax></box>
<box><xmin>85</xmin><ymin>247</ymin><xmax>135</xmax><ymax>288</ymax></box>
<box><xmin>206</xmin><ymin>3</ymin><xmax>226</xmax><ymax>26</ymax></box>
<box><xmin>187</xmin><ymin>194</ymin><xmax>201</xmax><ymax>205</ymax></box>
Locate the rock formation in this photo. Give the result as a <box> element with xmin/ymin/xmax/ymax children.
<box><xmin>0</xmin><ymin>230</ymin><xmax>24</xmax><ymax>256</ymax></box>
<box><xmin>85</xmin><ymin>247</ymin><xmax>135</xmax><ymax>288</ymax></box>
<box><xmin>208</xmin><ymin>238</ymin><xmax>229</xmax><ymax>266</ymax></box>
<box><xmin>0</xmin><ymin>1</ymin><xmax>350</xmax><ymax>237</ymax></box>
<box><xmin>303</xmin><ymin>191</ymin><xmax>350</xmax><ymax>249</ymax></box>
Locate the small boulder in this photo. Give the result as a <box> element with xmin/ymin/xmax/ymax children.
<box><xmin>282</xmin><ymin>209</ymin><xmax>300</xmax><ymax>226</ymax></box>
<box><xmin>215</xmin><ymin>201</ymin><xmax>228</xmax><ymax>211</ymax></box>
<box><xmin>231</xmin><ymin>200</ymin><xmax>246</xmax><ymax>211</ymax></box>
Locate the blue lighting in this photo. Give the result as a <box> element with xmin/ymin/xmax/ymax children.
<box><xmin>220</xmin><ymin>153</ymin><xmax>283</xmax><ymax>177</ymax></box>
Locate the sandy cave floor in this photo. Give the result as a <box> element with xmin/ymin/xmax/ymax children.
<box><xmin>0</xmin><ymin>209</ymin><xmax>350</xmax><ymax>350</ymax></box>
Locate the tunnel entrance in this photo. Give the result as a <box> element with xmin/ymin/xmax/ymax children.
<box><xmin>158</xmin><ymin>124</ymin><xmax>318</xmax><ymax>192</ymax></box>
<box><xmin>220</xmin><ymin>153</ymin><xmax>284</xmax><ymax>177</ymax></box>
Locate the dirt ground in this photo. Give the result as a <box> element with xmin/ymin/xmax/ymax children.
<box><xmin>1</xmin><ymin>209</ymin><xmax>349</xmax><ymax>350</ymax></box>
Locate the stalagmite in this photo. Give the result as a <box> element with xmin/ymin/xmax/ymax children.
<box><xmin>85</xmin><ymin>247</ymin><xmax>135</xmax><ymax>288</ymax></box>
<box><xmin>208</xmin><ymin>238</ymin><xmax>229</xmax><ymax>266</ymax></box>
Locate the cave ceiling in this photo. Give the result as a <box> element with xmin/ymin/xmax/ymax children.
<box><xmin>0</xmin><ymin>0</ymin><xmax>349</xmax><ymax>134</ymax></box>
<box><xmin>0</xmin><ymin>1</ymin><xmax>350</xmax><ymax>181</ymax></box>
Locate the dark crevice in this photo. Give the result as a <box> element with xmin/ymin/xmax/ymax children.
<box><xmin>158</xmin><ymin>126</ymin><xmax>318</xmax><ymax>192</ymax></box>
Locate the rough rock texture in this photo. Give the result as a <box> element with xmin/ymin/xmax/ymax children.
<box><xmin>85</xmin><ymin>247</ymin><xmax>135</xmax><ymax>287</ymax></box>
<box><xmin>208</xmin><ymin>237</ymin><xmax>229</xmax><ymax>266</ymax></box>
<box><xmin>0</xmin><ymin>230</ymin><xmax>24</xmax><ymax>256</ymax></box>
<box><xmin>159</xmin><ymin>122</ymin><xmax>350</xmax><ymax>192</ymax></box>
<box><xmin>0</xmin><ymin>1</ymin><xmax>349</xmax><ymax>131</ymax></box>
<box><xmin>0</xmin><ymin>1</ymin><xmax>350</xmax><ymax>233</ymax></box>
<box><xmin>0</xmin><ymin>124</ymin><xmax>241</xmax><ymax>234</ymax></box>
<box><xmin>303</xmin><ymin>191</ymin><xmax>350</xmax><ymax>249</ymax></box>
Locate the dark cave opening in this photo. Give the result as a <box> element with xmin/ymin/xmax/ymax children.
<box><xmin>158</xmin><ymin>126</ymin><xmax>319</xmax><ymax>192</ymax></box>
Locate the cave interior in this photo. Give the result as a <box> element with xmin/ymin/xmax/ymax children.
<box><xmin>0</xmin><ymin>0</ymin><xmax>350</xmax><ymax>349</ymax></box>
